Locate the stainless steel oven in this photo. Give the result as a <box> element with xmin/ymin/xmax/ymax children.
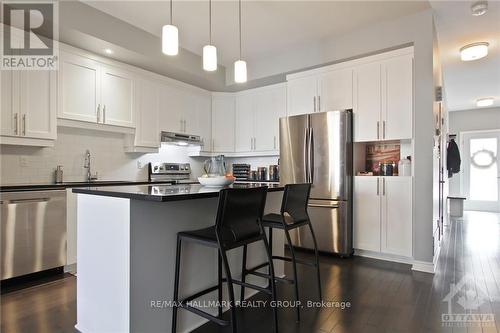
<box><xmin>1</xmin><ymin>190</ymin><xmax>66</xmax><ymax>280</ymax></box>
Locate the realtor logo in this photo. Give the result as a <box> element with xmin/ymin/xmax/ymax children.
<box><xmin>1</xmin><ymin>1</ymin><xmax>58</xmax><ymax>70</ymax></box>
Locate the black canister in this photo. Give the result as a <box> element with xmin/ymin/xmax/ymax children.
<box><xmin>379</xmin><ymin>162</ymin><xmax>394</xmax><ymax>176</ymax></box>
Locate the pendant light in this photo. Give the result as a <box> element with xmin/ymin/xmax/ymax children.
<box><xmin>162</xmin><ymin>0</ymin><xmax>179</xmax><ymax>56</ymax></box>
<box><xmin>234</xmin><ymin>0</ymin><xmax>247</xmax><ymax>83</ymax></box>
<box><xmin>203</xmin><ymin>0</ymin><xmax>217</xmax><ymax>71</ymax></box>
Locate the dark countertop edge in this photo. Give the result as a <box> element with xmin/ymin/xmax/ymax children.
<box><xmin>0</xmin><ymin>180</ymin><xmax>176</xmax><ymax>192</ymax></box>
<box><xmin>72</xmin><ymin>185</ymin><xmax>285</xmax><ymax>202</ymax></box>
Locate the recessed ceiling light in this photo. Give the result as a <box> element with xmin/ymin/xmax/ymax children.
<box><xmin>460</xmin><ymin>42</ymin><xmax>489</xmax><ymax>61</ymax></box>
<box><xmin>104</xmin><ymin>48</ymin><xmax>114</xmax><ymax>55</ymax></box>
<box><xmin>476</xmin><ymin>97</ymin><xmax>494</xmax><ymax>107</ymax></box>
<box><xmin>471</xmin><ymin>1</ymin><xmax>488</xmax><ymax>16</ymax></box>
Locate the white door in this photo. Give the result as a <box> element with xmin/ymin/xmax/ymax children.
<box><xmin>195</xmin><ymin>94</ymin><xmax>212</xmax><ymax>151</ymax></box>
<box><xmin>0</xmin><ymin>70</ymin><xmax>18</xmax><ymax>136</ymax></box>
<box><xmin>59</xmin><ymin>52</ymin><xmax>100</xmax><ymax>123</ymax></box>
<box><xmin>382</xmin><ymin>54</ymin><xmax>413</xmax><ymax>140</ymax></box>
<box><xmin>135</xmin><ymin>79</ymin><xmax>160</xmax><ymax>148</ymax></box>
<box><xmin>381</xmin><ymin>177</ymin><xmax>412</xmax><ymax>257</ymax></box>
<box><xmin>182</xmin><ymin>92</ymin><xmax>199</xmax><ymax>135</ymax></box>
<box><xmin>101</xmin><ymin>66</ymin><xmax>134</xmax><ymax>127</ymax></box>
<box><xmin>287</xmin><ymin>76</ymin><xmax>318</xmax><ymax>116</ymax></box>
<box><xmin>319</xmin><ymin>68</ymin><xmax>353</xmax><ymax>111</ymax></box>
<box><xmin>254</xmin><ymin>87</ymin><xmax>285</xmax><ymax>151</ymax></box>
<box><xmin>353</xmin><ymin>177</ymin><xmax>381</xmax><ymax>252</ymax></box>
<box><xmin>353</xmin><ymin>62</ymin><xmax>381</xmax><ymax>142</ymax></box>
<box><xmin>212</xmin><ymin>95</ymin><xmax>235</xmax><ymax>152</ymax></box>
<box><xmin>462</xmin><ymin>131</ymin><xmax>500</xmax><ymax>212</ymax></box>
<box><xmin>235</xmin><ymin>93</ymin><xmax>254</xmax><ymax>152</ymax></box>
<box><xmin>20</xmin><ymin>70</ymin><xmax>57</xmax><ymax>140</ymax></box>
<box><xmin>159</xmin><ymin>84</ymin><xmax>185</xmax><ymax>133</ymax></box>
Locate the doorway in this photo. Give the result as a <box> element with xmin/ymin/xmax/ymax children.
<box><xmin>462</xmin><ymin>130</ymin><xmax>500</xmax><ymax>212</ymax></box>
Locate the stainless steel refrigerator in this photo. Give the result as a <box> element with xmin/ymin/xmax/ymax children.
<box><xmin>280</xmin><ymin>110</ymin><xmax>353</xmax><ymax>256</ymax></box>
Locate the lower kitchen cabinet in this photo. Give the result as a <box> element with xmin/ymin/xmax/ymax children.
<box><xmin>353</xmin><ymin>176</ymin><xmax>412</xmax><ymax>258</ymax></box>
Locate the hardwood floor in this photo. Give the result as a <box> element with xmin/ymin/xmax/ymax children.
<box><xmin>2</xmin><ymin>211</ymin><xmax>499</xmax><ymax>333</ymax></box>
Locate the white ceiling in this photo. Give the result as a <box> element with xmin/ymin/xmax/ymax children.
<box><xmin>84</xmin><ymin>0</ymin><xmax>429</xmax><ymax>68</ymax></box>
<box><xmin>431</xmin><ymin>1</ymin><xmax>500</xmax><ymax>111</ymax></box>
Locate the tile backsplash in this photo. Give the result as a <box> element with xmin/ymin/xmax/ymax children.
<box><xmin>0</xmin><ymin>127</ymin><xmax>205</xmax><ymax>185</ymax></box>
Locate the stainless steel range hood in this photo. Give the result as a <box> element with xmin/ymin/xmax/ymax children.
<box><xmin>160</xmin><ymin>131</ymin><xmax>203</xmax><ymax>146</ymax></box>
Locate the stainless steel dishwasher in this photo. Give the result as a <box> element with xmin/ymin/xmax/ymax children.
<box><xmin>1</xmin><ymin>190</ymin><xmax>67</xmax><ymax>280</ymax></box>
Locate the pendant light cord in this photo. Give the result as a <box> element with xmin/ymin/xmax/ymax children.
<box><xmin>238</xmin><ymin>0</ymin><xmax>242</xmax><ymax>59</ymax></box>
<box><xmin>209</xmin><ymin>0</ymin><xmax>212</xmax><ymax>44</ymax></box>
<box><xmin>170</xmin><ymin>0</ymin><xmax>173</xmax><ymax>24</ymax></box>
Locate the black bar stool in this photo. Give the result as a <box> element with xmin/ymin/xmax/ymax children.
<box><xmin>172</xmin><ymin>187</ymin><xmax>278</xmax><ymax>333</ymax></box>
<box><xmin>240</xmin><ymin>183</ymin><xmax>321</xmax><ymax>322</ymax></box>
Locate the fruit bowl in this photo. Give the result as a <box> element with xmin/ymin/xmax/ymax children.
<box><xmin>198</xmin><ymin>175</ymin><xmax>235</xmax><ymax>187</ymax></box>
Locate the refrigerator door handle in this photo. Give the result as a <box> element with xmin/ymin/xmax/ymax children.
<box><xmin>308</xmin><ymin>203</ymin><xmax>339</xmax><ymax>209</ymax></box>
<box><xmin>304</xmin><ymin>127</ymin><xmax>310</xmax><ymax>183</ymax></box>
<box><xmin>309</xmin><ymin>127</ymin><xmax>314</xmax><ymax>183</ymax></box>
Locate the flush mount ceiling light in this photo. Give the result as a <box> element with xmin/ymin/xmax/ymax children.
<box><xmin>104</xmin><ymin>48</ymin><xmax>114</xmax><ymax>55</ymax></box>
<box><xmin>471</xmin><ymin>1</ymin><xmax>488</xmax><ymax>16</ymax></box>
<box><xmin>203</xmin><ymin>0</ymin><xmax>217</xmax><ymax>71</ymax></box>
<box><xmin>162</xmin><ymin>0</ymin><xmax>179</xmax><ymax>56</ymax></box>
<box><xmin>476</xmin><ymin>97</ymin><xmax>494</xmax><ymax>107</ymax></box>
<box><xmin>234</xmin><ymin>0</ymin><xmax>247</xmax><ymax>83</ymax></box>
<box><xmin>460</xmin><ymin>42</ymin><xmax>489</xmax><ymax>61</ymax></box>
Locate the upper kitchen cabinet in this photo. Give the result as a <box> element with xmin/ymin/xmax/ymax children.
<box><xmin>0</xmin><ymin>69</ymin><xmax>57</xmax><ymax>146</ymax></box>
<box><xmin>353</xmin><ymin>61</ymin><xmax>381</xmax><ymax>142</ymax></box>
<box><xmin>353</xmin><ymin>50</ymin><xmax>413</xmax><ymax>142</ymax></box>
<box><xmin>100</xmin><ymin>65</ymin><xmax>135</xmax><ymax>127</ymax></box>
<box><xmin>286</xmin><ymin>75</ymin><xmax>318</xmax><ymax>116</ymax></box>
<box><xmin>58</xmin><ymin>51</ymin><xmax>135</xmax><ymax>129</ymax></box>
<box><xmin>381</xmin><ymin>54</ymin><xmax>413</xmax><ymax>141</ymax></box>
<box><xmin>254</xmin><ymin>85</ymin><xmax>286</xmax><ymax>152</ymax></box>
<box><xmin>59</xmin><ymin>52</ymin><xmax>101</xmax><ymax>123</ymax></box>
<box><xmin>234</xmin><ymin>84</ymin><xmax>285</xmax><ymax>154</ymax></box>
<box><xmin>212</xmin><ymin>93</ymin><xmax>235</xmax><ymax>153</ymax></box>
<box><xmin>127</xmin><ymin>77</ymin><xmax>160</xmax><ymax>152</ymax></box>
<box><xmin>319</xmin><ymin>68</ymin><xmax>353</xmax><ymax>111</ymax></box>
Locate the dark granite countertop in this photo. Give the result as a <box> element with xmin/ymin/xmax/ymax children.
<box><xmin>72</xmin><ymin>183</ymin><xmax>284</xmax><ymax>202</ymax></box>
<box><xmin>0</xmin><ymin>180</ymin><xmax>180</xmax><ymax>192</ymax></box>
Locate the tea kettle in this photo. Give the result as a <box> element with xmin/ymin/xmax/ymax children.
<box><xmin>203</xmin><ymin>155</ymin><xmax>227</xmax><ymax>177</ymax></box>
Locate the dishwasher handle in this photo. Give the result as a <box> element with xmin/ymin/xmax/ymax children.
<box><xmin>1</xmin><ymin>198</ymin><xmax>51</xmax><ymax>204</ymax></box>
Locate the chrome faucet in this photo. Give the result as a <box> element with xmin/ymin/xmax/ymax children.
<box><xmin>83</xmin><ymin>150</ymin><xmax>98</xmax><ymax>182</ymax></box>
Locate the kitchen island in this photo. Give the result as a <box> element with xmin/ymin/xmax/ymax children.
<box><xmin>73</xmin><ymin>183</ymin><xmax>285</xmax><ymax>333</ymax></box>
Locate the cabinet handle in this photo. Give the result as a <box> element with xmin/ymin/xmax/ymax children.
<box><xmin>13</xmin><ymin>113</ymin><xmax>18</xmax><ymax>135</ymax></box>
<box><xmin>377</xmin><ymin>178</ymin><xmax>380</xmax><ymax>195</ymax></box>
<box><xmin>383</xmin><ymin>178</ymin><xmax>386</xmax><ymax>196</ymax></box>
<box><xmin>313</xmin><ymin>96</ymin><xmax>316</xmax><ymax>112</ymax></box>
<box><xmin>318</xmin><ymin>95</ymin><xmax>321</xmax><ymax>112</ymax></box>
<box><xmin>22</xmin><ymin>114</ymin><xmax>26</xmax><ymax>136</ymax></box>
<box><xmin>97</xmin><ymin>104</ymin><xmax>101</xmax><ymax>123</ymax></box>
<box><xmin>377</xmin><ymin>121</ymin><xmax>380</xmax><ymax>140</ymax></box>
<box><xmin>383</xmin><ymin>121</ymin><xmax>386</xmax><ymax>139</ymax></box>
<box><xmin>103</xmin><ymin>105</ymin><xmax>106</xmax><ymax>124</ymax></box>
<box><xmin>184</xmin><ymin>120</ymin><xmax>187</xmax><ymax>132</ymax></box>
<box><xmin>274</xmin><ymin>136</ymin><xmax>276</xmax><ymax>150</ymax></box>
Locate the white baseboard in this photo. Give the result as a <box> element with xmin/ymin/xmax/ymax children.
<box><xmin>354</xmin><ymin>249</ymin><xmax>413</xmax><ymax>265</ymax></box>
<box><xmin>412</xmin><ymin>260</ymin><xmax>435</xmax><ymax>274</ymax></box>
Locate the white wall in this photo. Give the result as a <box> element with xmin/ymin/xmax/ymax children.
<box><xmin>448</xmin><ymin>107</ymin><xmax>500</xmax><ymax>195</ymax></box>
<box><xmin>0</xmin><ymin>127</ymin><xmax>205</xmax><ymax>185</ymax></box>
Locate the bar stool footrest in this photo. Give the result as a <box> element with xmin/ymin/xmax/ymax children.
<box><xmin>231</xmin><ymin>279</ymin><xmax>272</xmax><ymax>295</ymax></box>
<box><xmin>248</xmin><ymin>270</ymin><xmax>295</xmax><ymax>284</ymax></box>
<box><xmin>180</xmin><ymin>303</ymin><xmax>229</xmax><ymax>327</ymax></box>
<box><xmin>272</xmin><ymin>255</ymin><xmax>317</xmax><ymax>267</ymax></box>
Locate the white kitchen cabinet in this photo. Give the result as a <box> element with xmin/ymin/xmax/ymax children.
<box><xmin>382</xmin><ymin>54</ymin><xmax>413</xmax><ymax>141</ymax></box>
<box><xmin>59</xmin><ymin>52</ymin><xmax>101</xmax><ymax>123</ymax></box>
<box><xmin>353</xmin><ymin>62</ymin><xmax>381</xmax><ymax>142</ymax></box>
<box><xmin>101</xmin><ymin>65</ymin><xmax>135</xmax><ymax>127</ymax></box>
<box><xmin>59</xmin><ymin>51</ymin><xmax>135</xmax><ymax>128</ymax></box>
<box><xmin>0</xmin><ymin>69</ymin><xmax>56</xmax><ymax>145</ymax></box>
<box><xmin>286</xmin><ymin>75</ymin><xmax>317</xmax><ymax>116</ymax></box>
<box><xmin>319</xmin><ymin>68</ymin><xmax>353</xmax><ymax>111</ymax></box>
<box><xmin>159</xmin><ymin>84</ymin><xmax>185</xmax><ymax>134</ymax></box>
<box><xmin>235</xmin><ymin>93</ymin><xmax>254</xmax><ymax>152</ymax></box>
<box><xmin>254</xmin><ymin>86</ymin><xmax>286</xmax><ymax>151</ymax></box>
<box><xmin>354</xmin><ymin>176</ymin><xmax>412</xmax><ymax>258</ymax></box>
<box><xmin>195</xmin><ymin>94</ymin><xmax>212</xmax><ymax>151</ymax></box>
<box><xmin>381</xmin><ymin>177</ymin><xmax>412</xmax><ymax>257</ymax></box>
<box><xmin>212</xmin><ymin>94</ymin><xmax>235</xmax><ymax>152</ymax></box>
<box><xmin>353</xmin><ymin>177</ymin><xmax>381</xmax><ymax>252</ymax></box>
<box><xmin>133</xmin><ymin>78</ymin><xmax>160</xmax><ymax>149</ymax></box>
